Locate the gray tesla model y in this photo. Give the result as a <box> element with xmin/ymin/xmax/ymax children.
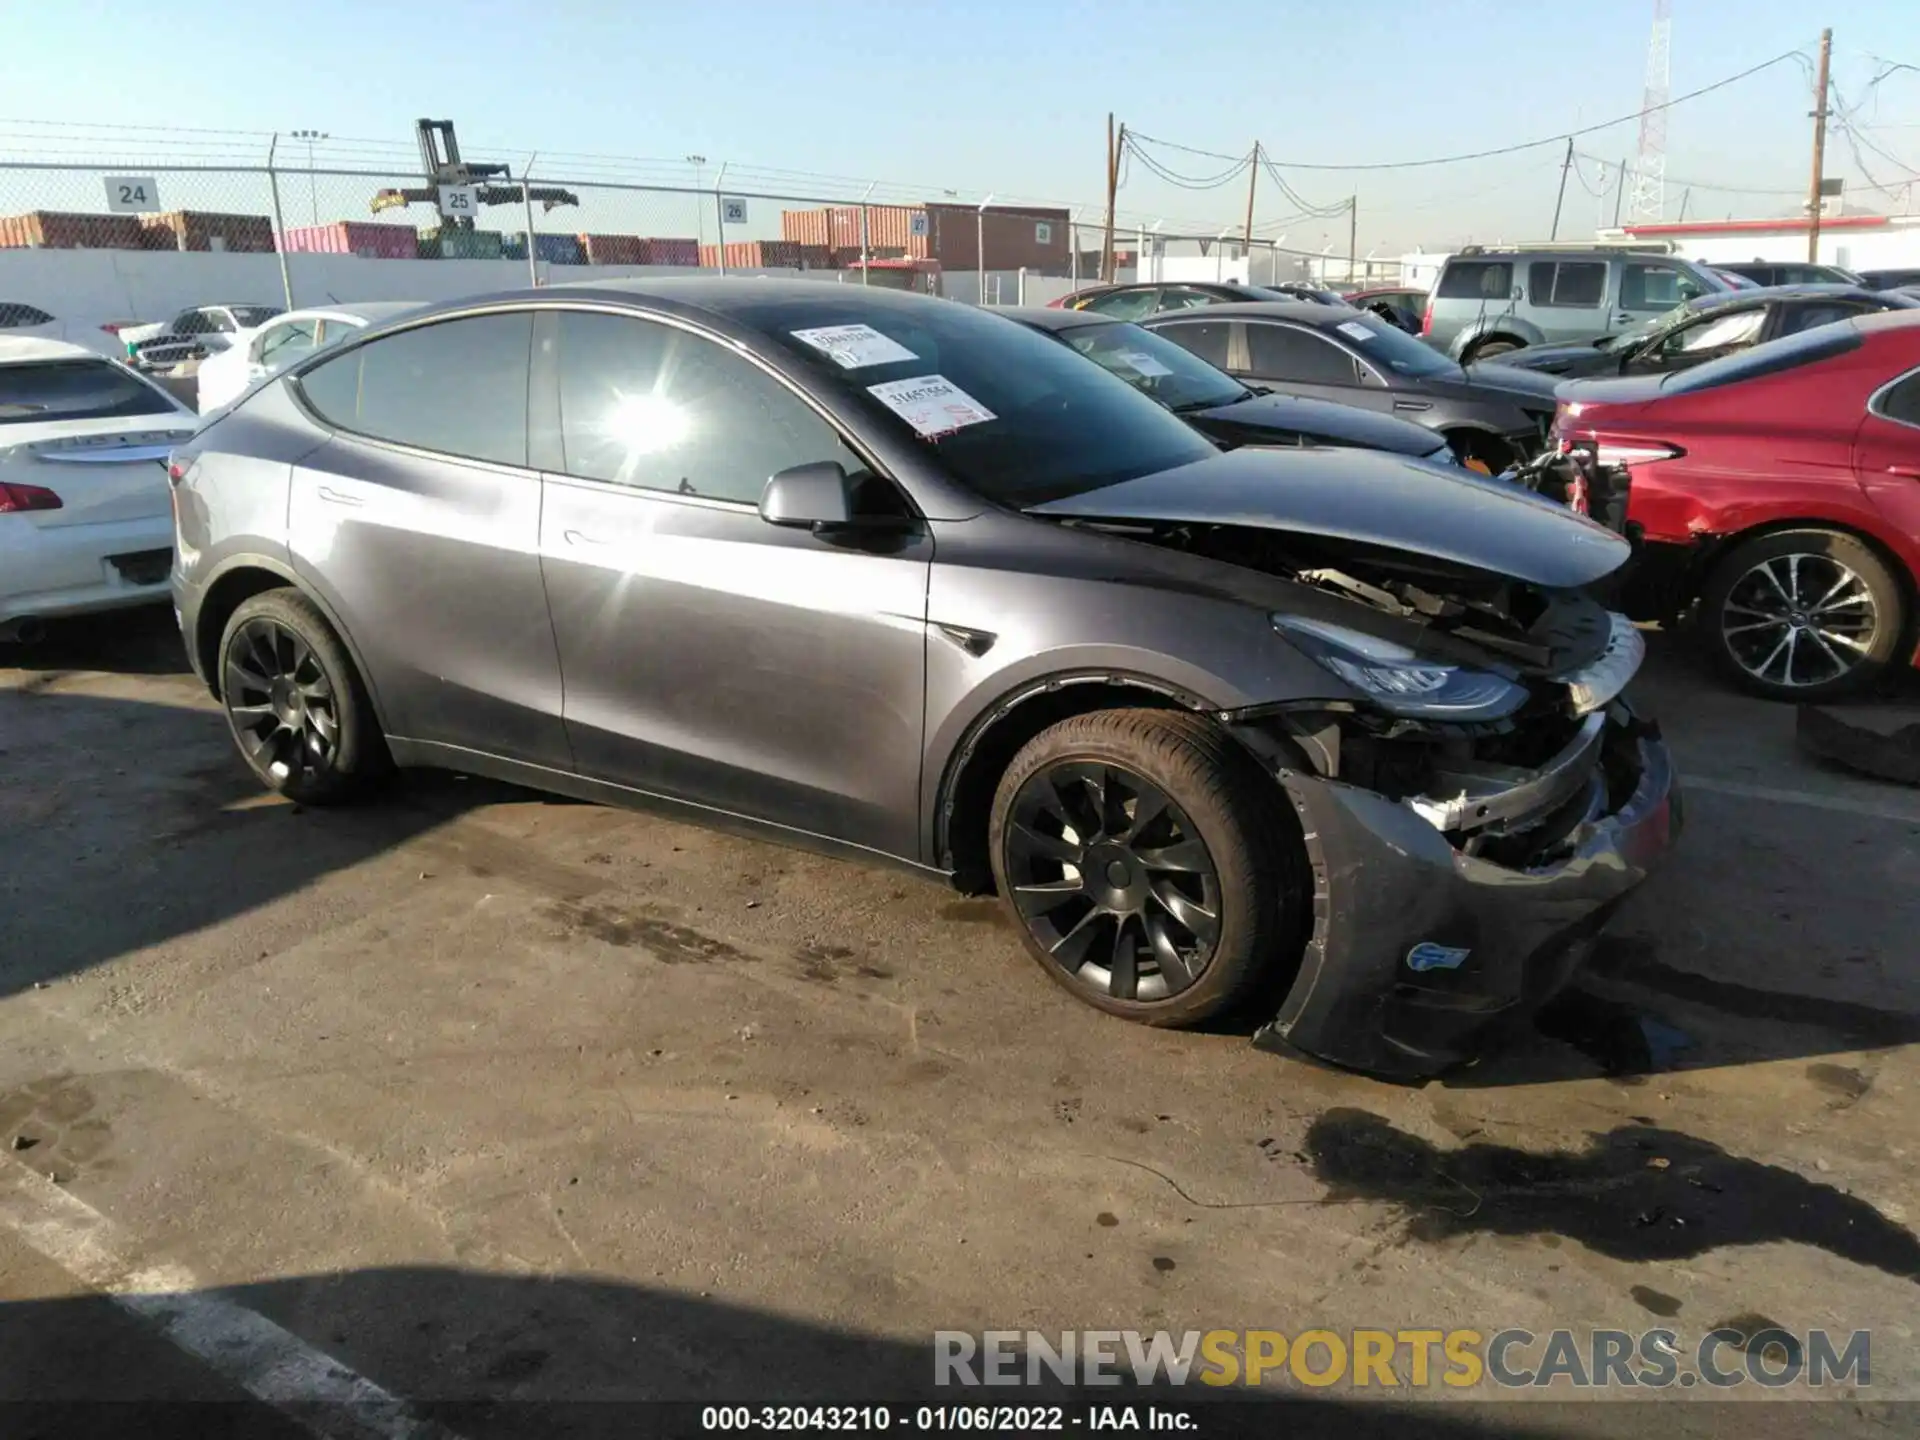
<box><xmin>169</xmin><ymin>280</ymin><xmax>1678</xmax><ymax>1078</ymax></box>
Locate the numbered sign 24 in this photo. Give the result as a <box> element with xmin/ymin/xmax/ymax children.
<box><xmin>104</xmin><ymin>176</ymin><xmax>160</xmax><ymax>214</ymax></box>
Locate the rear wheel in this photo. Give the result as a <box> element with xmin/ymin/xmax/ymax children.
<box><xmin>218</xmin><ymin>589</ymin><xmax>385</xmax><ymax>804</ymax></box>
<box><xmin>1698</xmin><ymin>529</ymin><xmax>1909</xmax><ymax>702</ymax></box>
<box><xmin>987</xmin><ymin>709</ymin><xmax>1303</xmax><ymax>1027</ymax></box>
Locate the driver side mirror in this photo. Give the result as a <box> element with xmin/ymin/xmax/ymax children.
<box><xmin>759</xmin><ymin>461</ymin><xmax>858</xmax><ymax>531</ymax></box>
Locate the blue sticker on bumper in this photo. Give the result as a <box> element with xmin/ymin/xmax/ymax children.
<box><xmin>1407</xmin><ymin>942</ymin><xmax>1471</xmax><ymax>973</ymax></box>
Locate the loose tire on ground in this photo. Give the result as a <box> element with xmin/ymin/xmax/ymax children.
<box><xmin>987</xmin><ymin>708</ymin><xmax>1305</xmax><ymax>1028</ymax></box>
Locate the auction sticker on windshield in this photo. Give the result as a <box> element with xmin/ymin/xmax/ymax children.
<box><xmin>1336</xmin><ymin>320</ymin><xmax>1377</xmax><ymax>343</ymax></box>
<box><xmin>1117</xmin><ymin>350</ymin><xmax>1173</xmax><ymax>377</ymax></box>
<box><xmin>867</xmin><ymin>375</ymin><xmax>997</xmax><ymax>438</ymax></box>
<box><xmin>791</xmin><ymin>324</ymin><xmax>919</xmax><ymax>369</ymax></box>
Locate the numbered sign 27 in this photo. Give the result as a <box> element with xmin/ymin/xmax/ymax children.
<box><xmin>104</xmin><ymin>176</ymin><xmax>160</xmax><ymax>214</ymax></box>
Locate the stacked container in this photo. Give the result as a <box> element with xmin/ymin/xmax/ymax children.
<box><xmin>418</xmin><ymin>228</ymin><xmax>505</xmax><ymax>260</ymax></box>
<box><xmin>504</xmin><ymin>232</ymin><xmax>587</xmax><ymax>266</ymax></box>
<box><xmin>0</xmin><ymin>211</ymin><xmax>146</xmax><ymax>250</ymax></box>
<box><xmin>280</xmin><ymin>221</ymin><xmax>421</xmax><ymax>260</ymax></box>
<box><xmin>699</xmin><ymin>240</ymin><xmax>803</xmax><ymax>269</ymax></box>
<box><xmin>640</xmin><ymin>237</ymin><xmax>700</xmax><ymax>266</ymax></box>
<box><xmin>578</xmin><ymin>233</ymin><xmax>647</xmax><ymax>265</ymax></box>
<box><xmin>138</xmin><ymin>211</ymin><xmax>275</xmax><ymax>253</ymax></box>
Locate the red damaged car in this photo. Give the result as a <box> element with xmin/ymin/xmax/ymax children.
<box><xmin>1555</xmin><ymin>309</ymin><xmax>1920</xmax><ymax>701</ymax></box>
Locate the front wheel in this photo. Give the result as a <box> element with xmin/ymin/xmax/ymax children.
<box><xmin>218</xmin><ymin>588</ymin><xmax>386</xmax><ymax>804</ymax></box>
<box><xmin>1698</xmin><ymin>529</ymin><xmax>1909</xmax><ymax>702</ymax></box>
<box><xmin>1465</xmin><ymin>337</ymin><xmax>1521</xmax><ymax>362</ymax></box>
<box><xmin>987</xmin><ymin>709</ymin><xmax>1304</xmax><ymax>1027</ymax></box>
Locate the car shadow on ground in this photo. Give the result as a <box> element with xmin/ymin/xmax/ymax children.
<box><xmin>1</xmin><ymin>606</ymin><xmax>196</xmax><ymax>679</ymax></box>
<box><xmin>0</xmin><ymin>1266</ymin><xmax>1899</xmax><ymax>1438</ymax></box>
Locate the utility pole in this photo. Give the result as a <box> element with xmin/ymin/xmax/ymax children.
<box><xmin>1242</xmin><ymin>142</ymin><xmax>1258</xmax><ymax>250</ymax></box>
<box><xmin>1807</xmin><ymin>27</ymin><xmax>1833</xmax><ymax>263</ymax></box>
<box><xmin>1101</xmin><ymin>114</ymin><xmax>1121</xmax><ymax>283</ymax></box>
<box><xmin>1550</xmin><ymin>136</ymin><xmax>1574</xmax><ymax>240</ymax></box>
<box><xmin>1347</xmin><ymin>196</ymin><xmax>1357</xmax><ymax>285</ymax></box>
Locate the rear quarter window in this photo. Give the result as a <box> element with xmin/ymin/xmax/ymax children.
<box><xmin>1436</xmin><ymin>261</ymin><xmax>1513</xmax><ymax>300</ymax></box>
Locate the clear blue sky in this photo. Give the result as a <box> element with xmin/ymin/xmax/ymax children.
<box><xmin>4</xmin><ymin>0</ymin><xmax>1916</xmax><ymax>253</ymax></box>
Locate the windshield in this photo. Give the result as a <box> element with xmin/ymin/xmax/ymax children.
<box><xmin>0</xmin><ymin>359</ymin><xmax>176</xmax><ymax>424</ymax></box>
<box><xmin>1327</xmin><ymin>310</ymin><xmax>1459</xmax><ymax>376</ymax></box>
<box><xmin>1053</xmin><ymin>320</ymin><xmax>1249</xmax><ymax>413</ymax></box>
<box><xmin>741</xmin><ymin>296</ymin><xmax>1219</xmax><ymax>506</ymax></box>
<box><xmin>230</xmin><ymin>306</ymin><xmax>283</xmax><ymax>329</ymax></box>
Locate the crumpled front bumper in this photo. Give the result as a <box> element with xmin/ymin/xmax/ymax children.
<box><xmin>1253</xmin><ymin>708</ymin><xmax>1680</xmax><ymax>1080</ymax></box>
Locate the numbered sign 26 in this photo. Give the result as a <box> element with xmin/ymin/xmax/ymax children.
<box><xmin>104</xmin><ymin>176</ymin><xmax>160</xmax><ymax>214</ymax></box>
<box><xmin>722</xmin><ymin>197</ymin><xmax>749</xmax><ymax>226</ymax></box>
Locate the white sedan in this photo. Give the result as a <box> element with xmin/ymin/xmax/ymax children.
<box><xmin>1</xmin><ymin>337</ymin><xmax>201</xmax><ymax>640</ymax></box>
<box><xmin>195</xmin><ymin>301</ymin><xmax>423</xmax><ymax>413</ymax></box>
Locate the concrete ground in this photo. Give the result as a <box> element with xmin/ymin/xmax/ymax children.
<box><xmin>1</xmin><ymin>608</ymin><xmax>1916</xmax><ymax>1438</ymax></box>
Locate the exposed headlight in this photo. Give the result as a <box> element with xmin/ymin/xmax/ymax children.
<box><xmin>1272</xmin><ymin>615</ymin><xmax>1527</xmax><ymax>721</ymax></box>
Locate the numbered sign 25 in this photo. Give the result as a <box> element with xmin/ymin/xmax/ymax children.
<box><xmin>104</xmin><ymin>176</ymin><xmax>160</xmax><ymax>214</ymax></box>
<box><xmin>438</xmin><ymin>185</ymin><xmax>479</xmax><ymax>219</ymax></box>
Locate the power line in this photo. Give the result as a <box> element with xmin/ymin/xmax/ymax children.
<box><xmin>1132</xmin><ymin>49</ymin><xmax>1806</xmax><ymax>173</ymax></box>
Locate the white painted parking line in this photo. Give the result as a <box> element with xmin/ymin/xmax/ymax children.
<box><xmin>0</xmin><ymin>1160</ymin><xmax>462</xmax><ymax>1440</ymax></box>
<box><xmin>1685</xmin><ymin>774</ymin><xmax>1920</xmax><ymax>826</ymax></box>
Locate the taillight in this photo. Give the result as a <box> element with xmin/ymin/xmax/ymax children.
<box><xmin>1419</xmin><ymin>302</ymin><xmax>1433</xmax><ymax>337</ymax></box>
<box><xmin>99</xmin><ymin>322</ymin><xmax>124</xmax><ymax>335</ymax></box>
<box><xmin>0</xmin><ymin>482</ymin><xmax>63</xmax><ymax>513</ymax></box>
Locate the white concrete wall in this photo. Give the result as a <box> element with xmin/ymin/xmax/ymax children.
<box><xmin>0</xmin><ymin>248</ymin><xmax>855</xmax><ymax>330</ymax></box>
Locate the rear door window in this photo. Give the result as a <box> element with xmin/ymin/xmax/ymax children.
<box><xmin>1871</xmin><ymin>369</ymin><xmax>1920</xmax><ymax>428</ymax></box>
<box><xmin>296</xmin><ymin>313</ymin><xmax>533</xmax><ymax>467</ymax></box>
<box><xmin>1527</xmin><ymin>261</ymin><xmax>1607</xmax><ymax>308</ymax></box>
<box><xmin>1149</xmin><ymin>318</ymin><xmax>1233</xmax><ymax>369</ymax></box>
<box><xmin>1244</xmin><ymin>323</ymin><xmax>1359</xmax><ymax>384</ymax></box>
<box><xmin>1436</xmin><ymin>261</ymin><xmax>1513</xmax><ymax>301</ymax></box>
<box><xmin>0</xmin><ymin>360</ymin><xmax>176</xmax><ymax>424</ymax></box>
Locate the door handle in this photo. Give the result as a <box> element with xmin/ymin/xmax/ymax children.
<box><xmin>562</xmin><ymin>529</ymin><xmax>610</xmax><ymax>546</ymax></box>
<box><xmin>1392</xmin><ymin>400</ymin><xmax>1432</xmax><ymax>412</ymax></box>
<box><xmin>315</xmin><ymin>485</ymin><xmax>363</xmax><ymax>507</ymax></box>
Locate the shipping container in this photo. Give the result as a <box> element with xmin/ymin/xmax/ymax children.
<box><xmin>699</xmin><ymin>240</ymin><xmax>803</xmax><ymax>269</ymax></box>
<box><xmin>780</xmin><ymin>208</ymin><xmax>831</xmax><ymax>247</ymax></box>
<box><xmin>280</xmin><ymin>221</ymin><xmax>420</xmax><ymax>260</ymax></box>
<box><xmin>921</xmin><ymin>202</ymin><xmax>1072</xmax><ymax>272</ymax></box>
<box><xmin>419</xmin><ymin>228</ymin><xmax>505</xmax><ymax>260</ymax></box>
<box><xmin>138</xmin><ymin>210</ymin><xmax>275</xmax><ymax>253</ymax></box>
<box><xmin>503</xmin><ymin>232</ymin><xmax>587</xmax><ymax>266</ymax></box>
<box><xmin>578</xmin><ymin>233</ymin><xmax>648</xmax><ymax>266</ymax></box>
<box><xmin>639</xmin><ymin>237</ymin><xmax>700</xmax><ymax>266</ymax></box>
<box><xmin>0</xmin><ymin>211</ymin><xmax>146</xmax><ymax>250</ymax></box>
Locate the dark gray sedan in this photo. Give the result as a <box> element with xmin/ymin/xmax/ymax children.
<box><xmin>1141</xmin><ymin>301</ymin><xmax>1563</xmax><ymax>472</ymax></box>
<box><xmin>170</xmin><ymin>280</ymin><xmax>1676</xmax><ymax>1079</ymax></box>
<box><xmin>1004</xmin><ymin>305</ymin><xmax>1457</xmax><ymax>464</ymax></box>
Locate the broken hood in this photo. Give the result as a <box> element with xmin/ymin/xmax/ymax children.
<box><xmin>1025</xmin><ymin>445</ymin><xmax>1629</xmax><ymax>589</ymax></box>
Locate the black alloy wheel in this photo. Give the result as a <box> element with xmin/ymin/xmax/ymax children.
<box><xmin>1003</xmin><ymin>760</ymin><xmax>1222</xmax><ymax>1004</ymax></box>
<box><xmin>218</xmin><ymin>588</ymin><xmax>383</xmax><ymax>803</ymax></box>
<box><xmin>988</xmin><ymin>709</ymin><xmax>1303</xmax><ymax>1027</ymax></box>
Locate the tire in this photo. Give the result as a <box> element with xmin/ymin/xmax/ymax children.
<box><xmin>1697</xmin><ymin>529</ymin><xmax>1909</xmax><ymax>703</ymax></box>
<box><xmin>1465</xmin><ymin>337</ymin><xmax>1522</xmax><ymax>363</ymax></box>
<box><xmin>217</xmin><ymin>588</ymin><xmax>387</xmax><ymax>805</ymax></box>
<box><xmin>987</xmin><ymin>708</ymin><xmax>1304</xmax><ymax>1027</ymax></box>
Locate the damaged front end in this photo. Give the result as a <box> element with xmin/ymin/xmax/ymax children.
<box><xmin>1227</xmin><ymin>581</ymin><xmax>1679</xmax><ymax>1079</ymax></box>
